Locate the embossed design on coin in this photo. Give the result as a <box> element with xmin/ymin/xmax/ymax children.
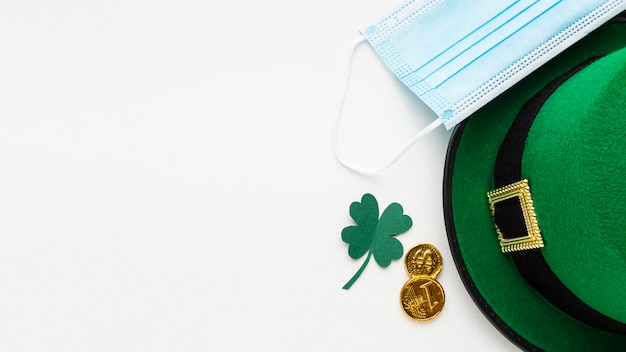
<box><xmin>400</xmin><ymin>277</ymin><xmax>445</xmax><ymax>321</ymax></box>
<box><xmin>405</xmin><ymin>244</ymin><xmax>442</xmax><ymax>278</ymax></box>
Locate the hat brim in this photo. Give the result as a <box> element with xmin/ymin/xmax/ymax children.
<box><xmin>443</xmin><ymin>17</ymin><xmax>626</xmax><ymax>351</ymax></box>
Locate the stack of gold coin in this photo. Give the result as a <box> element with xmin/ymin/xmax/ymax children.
<box><xmin>400</xmin><ymin>244</ymin><xmax>445</xmax><ymax>321</ymax></box>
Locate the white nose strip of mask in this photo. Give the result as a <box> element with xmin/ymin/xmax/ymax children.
<box><xmin>332</xmin><ymin>0</ymin><xmax>626</xmax><ymax>174</ymax></box>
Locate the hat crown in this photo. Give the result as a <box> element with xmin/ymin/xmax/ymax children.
<box><xmin>523</xmin><ymin>47</ymin><xmax>626</xmax><ymax>323</ymax></box>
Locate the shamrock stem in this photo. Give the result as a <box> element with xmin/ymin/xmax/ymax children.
<box><xmin>343</xmin><ymin>251</ymin><xmax>372</xmax><ymax>290</ymax></box>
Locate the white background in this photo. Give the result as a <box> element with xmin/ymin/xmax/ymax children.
<box><xmin>0</xmin><ymin>1</ymin><xmax>519</xmax><ymax>351</ymax></box>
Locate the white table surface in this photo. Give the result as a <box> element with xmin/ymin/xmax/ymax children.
<box><xmin>0</xmin><ymin>1</ymin><xmax>520</xmax><ymax>350</ymax></box>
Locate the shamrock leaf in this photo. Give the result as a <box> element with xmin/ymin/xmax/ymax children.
<box><xmin>341</xmin><ymin>194</ymin><xmax>412</xmax><ymax>289</ymax></box>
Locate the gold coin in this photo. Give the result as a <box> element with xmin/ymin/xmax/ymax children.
<box><xmin>400</xmin><ymin>277</ymin><xmax>445</xmax><ymax>321</ymax></box>
<box><xmin>405</xmin><ymin>243</ymin><xmax>443</xmax><ymax>278</ymax></box>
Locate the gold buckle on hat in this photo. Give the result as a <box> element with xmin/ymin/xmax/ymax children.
<box><xmin>487</xmin><ymin>179</ymin><xmax>544</xmax><ymax>253</ymax></box>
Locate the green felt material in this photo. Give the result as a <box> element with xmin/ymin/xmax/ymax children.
<box><xmin>525</xmin><ymin>47</ymin><xmax>626</xmax><ymax>322</ymax></box>
<box><xmin>448</xmin><ymin>21</ymin><xmax>626</xmax><ymax>351</ymax></box>
<box><xmin>342</xmin><ymin>194</ymin><xmax>412</xmax><ymax>289</ymax></box>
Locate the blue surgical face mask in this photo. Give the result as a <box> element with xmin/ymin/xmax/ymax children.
<box><xmin>333</xmin><ymin>0</ymin><xmax>626</xmax><ymax>174</ymax></box>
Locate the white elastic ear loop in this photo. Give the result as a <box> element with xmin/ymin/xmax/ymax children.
<box><xmin>331</xmin><ymin>35</ymin><xmax>443</xmax><ymax>175</ymax></box>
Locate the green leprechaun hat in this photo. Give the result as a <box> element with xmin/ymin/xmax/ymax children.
<box><xmin>443</xmin><ymin>14</ymin><xmax>626</xmax><ymax>351</ymax></box>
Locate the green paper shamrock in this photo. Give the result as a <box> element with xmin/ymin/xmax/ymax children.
<box><xmin>341</xmin><ymin>193</ymin><xmax>412</xmax><ymax>289</ymax></box>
